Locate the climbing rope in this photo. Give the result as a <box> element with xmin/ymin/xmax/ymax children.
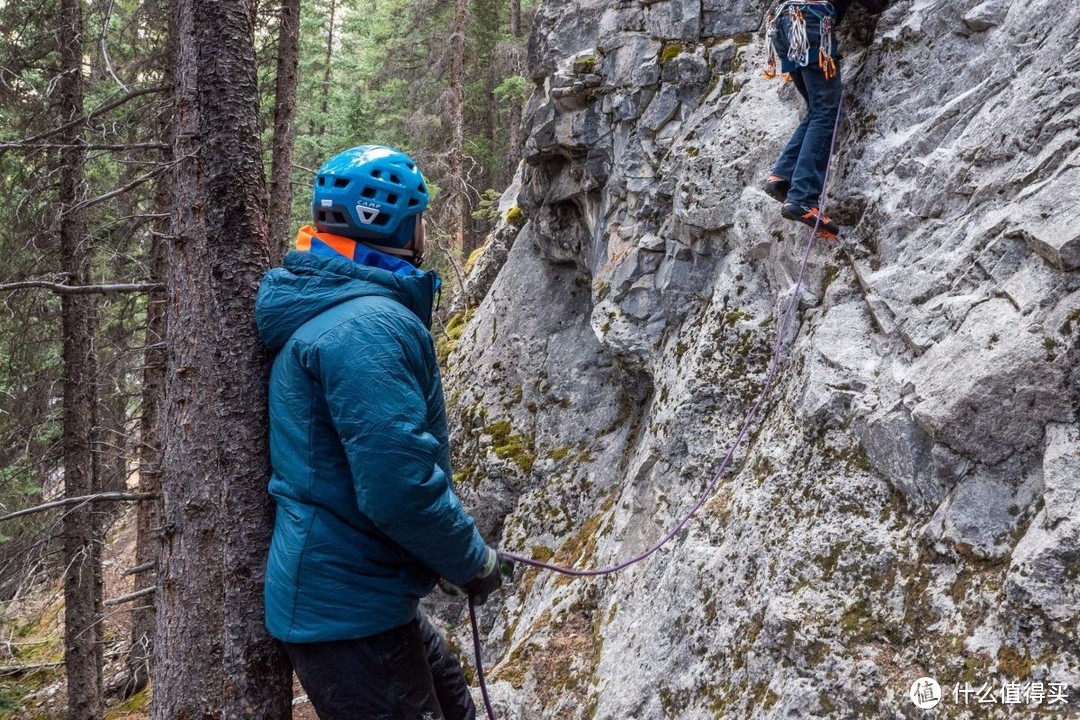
<box><xmin>468</xmin><ymin>91</ymin><xmax>848</xmax><ymax>720</ymax></box>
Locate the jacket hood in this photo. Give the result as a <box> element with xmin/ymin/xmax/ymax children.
<box><xmin>256</xmin><ymin>250</ymin><xmax>438</xmax><ymax>352</ymax></box>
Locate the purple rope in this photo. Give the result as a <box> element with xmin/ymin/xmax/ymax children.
<box><xmin>469</xmin><ymin>597</ymin><xmax>499</xmax><ymax>720</ymax></box>
<box><xmin>469</xmin><ymin>93</ymin><xmax>846</xmax><ymax>720</ymax></box>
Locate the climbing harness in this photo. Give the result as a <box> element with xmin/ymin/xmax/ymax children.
<box><xmin>764</xmin><ymin>1</ymin><xmax>838</xmax><ymax>81</ymax></box>
<box><xmin>466</xmin><ymin>91</ymin><xmax>847</xmax><ymax>720</ymax></box>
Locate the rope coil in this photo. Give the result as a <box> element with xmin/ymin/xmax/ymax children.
<box><xmin>763</xmin><ymin>1</ymin><xmax>839</xmax><ymax>80</ymax></box>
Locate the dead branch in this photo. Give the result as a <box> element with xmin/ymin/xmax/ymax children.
<box><xmin>0</xmin><ymin>281</ymin><xmax>162</xmax><ymax>295</ymax></box>
<box><xmin>120</xmin><ymin>561</ymin><xmax>156</xmax><ymax>577</ymax></box>
<box><xmin>63</xmin><ymin>163</ymin><xmax>169</xmax><ymax>215</ymax></box>
<box><xmin>103</xmin><ymin>587</ymin><xmax>154</xmax><ymax>607</ymax></box>
<box><xmin>0</xmin><ymin>85</ymin><xmax>168</xmax><ymax>151</ymax></box>
<box><xmin>0</xmin><ymin>492</ymin><xmax>157</xmax><ymax>523</ymax></box>
<box><xmin>0</xmin><ymin>661</ymin><xmax>64</xmax><ymax>675</ymax></box>
<box><xmin>7</xmin><ymin>142</ymin><xmax>169</xmax><ymax>151</ymax></box>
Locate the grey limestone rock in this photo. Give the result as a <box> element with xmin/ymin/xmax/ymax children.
<box><xmin>444</xmin><ymin>0</ymin><xmax>1080</xmax><ymax>716</ymax></box>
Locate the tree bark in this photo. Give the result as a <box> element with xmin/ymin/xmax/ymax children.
<box><xmin>316</xmin><ymin>0</ymin><xmax>337</xmax><ymax>138</ymax></box>
<box><xmin>449</xmin><ymin>0</ymin><xmax>469</xmax><ymax>251</ymax></box>
<box><xmin>268</xmin><ymin>0</ymin><xmax>301</xmax><ymax>264</ymax></box>
<box><xmin>59</xmin><ymin>0</ymin><xmax>104</xmax><ymax>716</ymax></box>
<box><xmin>507</xmin><ymin>0</ymin><xmax>524</xmax><ymax>182</ymax></box>
<box><xmin>127</xmin><ymin>0</ymin><xmax>174</xmax><ymax>696</ymax></box>
<box><xmin>125</xmin><ymin>204</ymin><xmax>166</xmax><ymax>701</ymax></box>
<box><xmin>152</xmin><ymin>0</ymin><xmax>291</xmax><ymax>717</ymax></box>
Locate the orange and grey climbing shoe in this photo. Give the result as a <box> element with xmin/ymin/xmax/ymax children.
<box><xmin>781</xmin><ymin>201</ymin><xmax>840</xmax><ymax>240</ymax></box>
<box><xmin>763</xmin><ymin>175</ymin><xmax>790</xmax><ymax>203</ymax></box>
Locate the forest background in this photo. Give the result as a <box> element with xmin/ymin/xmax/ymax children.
<box><xmin>0</xmin><ymin>0</ymin><xmax>536</xmax><ymax>717</ymax></box>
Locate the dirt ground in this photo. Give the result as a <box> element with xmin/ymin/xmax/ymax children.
<box><xmin>0</xmin><ymin>504</ymin><xmax>318</xmax><ymax>719</ymax></box>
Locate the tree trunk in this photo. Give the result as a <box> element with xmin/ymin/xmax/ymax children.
<box><xmin>59</xmin><ymin>0</ymin><xmax>103</xmax><ymax>716</ymax></box>
<box><xmin>152</xmin><ymin>0</ymin><xmax>291</xmax><ymax>717</ymax></box>
<box><xmin>507</xmin><ymin>0</ymin><xmax>524</xmax><ymax>181</ymax></box>
<box><xmin>127</xmin><ymin>2</ymin><xmax>175</xmax><ymax>696</ymax></box>
<box><xmin>125</xmin><ymin>207</ymin><xmax>167</xmax><ymax>701</ymax></box>
<box><xmin>316</xmin><ymin>0</ymin><xmax>337</xmax><ymax>138</ymax></box>
<box><xmin>449</xmin><ymin>0</ymin><xmax>468</xmax><ymax>251</ymax></box>
<box><xmin>268</xmin><ymin>0</ymin><xmax>301</xmax><ymax>264</ymax></box>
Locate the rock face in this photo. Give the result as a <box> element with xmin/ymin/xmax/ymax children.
<box><xmin>440</xmin><ymin>0</ymin><xmax>1080</xmax><ymax>717</ymax></box>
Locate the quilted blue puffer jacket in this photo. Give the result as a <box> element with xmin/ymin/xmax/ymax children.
<box><xmin>256</xmin><ymin>249</ymin><xmax>488</xmax><ymax>643</ymax></box>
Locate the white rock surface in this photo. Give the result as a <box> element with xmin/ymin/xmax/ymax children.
<box><xmin>441</xmin><ymin>0</ymin><xmax>1080</xmax><ymax>717</ymax></box>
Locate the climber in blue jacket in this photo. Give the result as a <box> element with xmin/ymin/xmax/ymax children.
<box><xmin>761</xmin><ymin>0</ymin><xmax>889</xmax><ymax>239</ymax></box>
<box><xmin>256</xmin><ymin>145</ymin><xmax>509</xmax><ymax>719</ymax></box>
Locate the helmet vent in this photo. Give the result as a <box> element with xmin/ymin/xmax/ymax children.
<box><xmin>372</xmin><ymin>214</ymin><xmax>389</xmax><ymax>226</ymax></box>
<box><xmin>418</xmin><ymin>183</ymin><xmax>427</xmax><ymax>194</ymax></box>
<box><xmin>332</xmin><ymin>211</ymin><xmax>347</xmax><ymax>223</ymax></box>
<box><xmin>317</xmin><ymin>177</ymin><xmax>326</xmax><ymax>186</ymax></box>
<box><xmin>389</xmin><ymin>174</ymin><xmax>401</xmax><ymax>184</ymax></box>
<box><xmin>317</xmin><ymin>210</ymin><xmax>327</xmax><ymax>221</ymax></box>
<box><xmin>371</xmin><ymin>169</ymin><xmax>382</xmax><ymax>178</ymax></box>
<box><xmin>408</xmin><ymin>198</ymin><xmax>419</xmax><ymax>207</ymax></box>
<box><xmin>387</xmin><ymin>193</ymin><xmax>398</xmax><ymax>205</ymax></box>
<box><xmin>361</xmin><ymin>187</ymin><xmax>377</xmax><ymax>199</ymax></box>
<box><xmin>333</xmin><ymin>178</ymin><xmax>349</xmax><ymax>188</ymax></box>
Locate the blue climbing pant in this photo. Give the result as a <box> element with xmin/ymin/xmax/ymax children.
<box><xmin>769</xmin><ymin>11</ymin><xmax>843</xmax><ymax>207</ymax></box>
<box><xmin>283</xmin><ymin>612</ymin><xmax>477</xmax><ymax>720</ymax></box>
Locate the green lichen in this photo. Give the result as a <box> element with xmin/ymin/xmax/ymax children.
<box><xmin>659</xmin><ymin>686</ymin><xmax>693</xmax><ymax>715</ymax></box>
<box><xmin>948</xmin><ymin>568</ymin><xmax>974</xmax><ymax>604</ymax></box>
<box><xmin>733</xmin><ymin>32</ymin><xmax>754</xmax><ymax>47</ymax></box>
<box><xmin>106</xmin><ymin>688</ymin><xmax>150</xmax><ymax>718</ymax></box>
<box><xmin>880</xmin><ymin>36</ymin><xmax>905</xmax><ymax>54</ymax></box>
<box><xmin>530</xmin><ymin>545</ymin><xmax>555</xmax><ymax>562</ymax></box>
<box><xmin>815</xmin><ymin>541</ymin><xmax>849</xmax><ymax>581</ymax></box>
<box><xmin>839</xmin><ymin>598</ymin><xmax>874</xmax><ymax>640</ymax></box>
<box><xmin>721</xmin><ymin>75</ymin><xmax>747</xmax><ymax>96</ymax></box>
<box><xmin>723</xmin><ymin>308</ymin><xmax>752</xmax><ymax>327</ymax></box>
<box><xmin>436</xmin><ymin>308</ymin><xmax>475</xmax><ymax>365</ymax></box>
<box><xmin>819</xmin><ymin>690</ymin><xmax>837</xmax><ymax>713</ymax></box>
<box><xmin>659</xmin><ymin>41</ymin><xmax>683</xmax><ymax>64</ymax></box>
<box><xmin>505</xmin><ymin>205</ymin><xmax>526</xmax><ymax>227</ymax></box>
<box><xmin>487</xmin><ymin>419</ymin><xmax>535</xmax><ymax>473</ymax></box>
<box><xmin>997</xmin><ymin>646</ymin><xmax>1033</xmax><ymax>679</ymax></box>
<box><xmin>1043</xmin><ymin>336</ymin><xmax>1060</xmax><ymax>360</ymax></box>
<box><xmin>547</xmin><ymin>446</ymin><xmax>572</xmax><ymax>460</ymax></box>
<box><xmin>1060</xmin><ymin>308</ymin><xmax>1080</xmax><ymax>336</ymax></box>
<box><xmin>749</xmin><ymin>683</ymin><xmax>780</xmax><ymax>711</ymax></box>
<box><xmin>751</xmin><ymin>457</ymin><xmax>775</xmax><ymax>485</ymax></box>
<box><xmin>573</xmin><ymin>54</ymin><xmax>596</xmax><ymax>74</ymax></box>
<box><xmin>464</xmin><ymin>245</ymin><xmax>486</xmax><ymax>274</ymax></box>
<box><xmin>455</xmin><ymin>463</ymin><xmax>479</xmax><ymax>490</ymax></box>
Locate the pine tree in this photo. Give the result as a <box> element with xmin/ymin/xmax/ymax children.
<box><xmin>58</xmin><ymin>0</ymin><xmax>104</xmax><ymax>714</ymax></box>
<box><xmin>153</xmin><ymin>0</ymin><xmax>291</xmax><ymax>715</ymax></box>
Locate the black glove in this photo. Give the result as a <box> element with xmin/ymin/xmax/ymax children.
<box><xmin>461</xmin><ymin>548</ymin><xmax>515</xmax><ymax>605</ymax></box>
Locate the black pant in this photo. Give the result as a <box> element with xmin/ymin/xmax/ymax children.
<box><xmin>284</xmin><ymin>613</ymin><xmax>477</xmax><ymax>720</ymax></box>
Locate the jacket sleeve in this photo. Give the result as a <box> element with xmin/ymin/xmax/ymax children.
<box><xmin>314</xmin><ymin>313</ymin><xmax>489</xmax><ymax>586</ymax></box>
<box><xmin>859</xmin><ymin>0</ymin><xmax>888</xmax><ymax>13</ymax></box>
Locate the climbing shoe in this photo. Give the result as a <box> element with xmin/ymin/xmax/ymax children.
<box><xmin>780</xmin><ymin>202</ymin><xmax>840</xmax><ymax>240</ymax></box>
<box><xmin>763</xmin><ymin>175</ymin><xmax>790</xmax><ymax>203</ymax></box>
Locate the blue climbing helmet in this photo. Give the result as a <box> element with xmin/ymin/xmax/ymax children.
<box><xmin>311</xmin><ymin>145</ymin><xmax>430</xmax><ymax>248</ymax></box>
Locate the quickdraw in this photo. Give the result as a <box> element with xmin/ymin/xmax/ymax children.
<box><xmin>763</xmin><ymin>1</ymin><xmax>838</xmax><ymax>81</ymax></box>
